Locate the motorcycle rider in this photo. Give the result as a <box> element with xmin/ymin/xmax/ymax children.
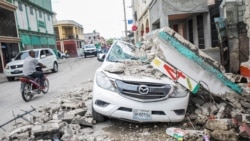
<box><xmin>23</xmin><ymin>50</ymin><xmax>46</xmax><ymax>89</ymax></box>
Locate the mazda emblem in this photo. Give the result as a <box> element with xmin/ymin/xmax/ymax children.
<box><xmin>138</xmin><ymin>85</ymin><xmax>149</xmax><ymax>95</ymax></box>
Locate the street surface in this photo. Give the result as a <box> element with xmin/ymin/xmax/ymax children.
<box><xmin>0</xmin><ymin>57</ymin><xmax>101</xmax><ymax>131</ymax></box>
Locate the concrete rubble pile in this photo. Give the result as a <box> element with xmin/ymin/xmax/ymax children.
<box><xmin>0</xmin><ymin>81</ymin><xmax>116</xmax><ymax>141</ymax></box>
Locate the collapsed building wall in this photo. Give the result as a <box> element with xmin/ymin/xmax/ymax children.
<box><xmin>147</xmin><ymin>27</ymin><xmax>244</xmax><ymax>96</ymax></box>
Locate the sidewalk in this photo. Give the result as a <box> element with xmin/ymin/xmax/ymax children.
<box><xmin>0</xmin><ymin>73</ymin><xmax>7</xmax><ymax>83</ymax></box>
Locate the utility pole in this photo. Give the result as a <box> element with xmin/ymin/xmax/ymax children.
<box><xmin>123</xmin><ymin>0</ymin><xmax>128</xmax><ymax>38</ymax></box>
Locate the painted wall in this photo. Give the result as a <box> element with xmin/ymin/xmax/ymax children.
<box><xmin>14</xmin><ymin>0</ymin><xmax>54</xmax><ymax>34</ymax></box>
<box><xmin>13</xmin><ymin>0</ymin><xmax>56</xmax><ymax>49</ymax></box>
<box><xmin>165</xmin><ymin>0</ymin><xmax>208</xmax><ymax>15</ymax></box>
<box><xmin>15</xmin><ymin>1</ymin><xmax>28</xmax><ymax>29</ymax></box>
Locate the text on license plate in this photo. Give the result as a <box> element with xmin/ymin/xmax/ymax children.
<box><xmin>133</xmin><ymin>110</ymin><xmax>151</xmax><ymax>120</ymax></box>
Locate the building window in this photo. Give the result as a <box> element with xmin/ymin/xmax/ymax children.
<box><xmin>47</xmin><ymin>14</ymin><xmax>50</xmax><ymax>21</ymax></box>
<box><xmin>30</xmin><ymin>7</ymin><xmax>33</xmax><ymax>15</ymax></box>
<box><xmin>39</xmin><ymin>11</ymin><xmax>42</xmax><ymax>18</ymax></box>
<box><xmin>18</xmin><ymin>2</ymin><xmax>23</xmax><ymax>11</ymax></box>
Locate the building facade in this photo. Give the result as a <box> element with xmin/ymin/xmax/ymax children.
<box><xmin>53</xmin><ymin>20</ymin><xmax>84</xmax><ymax>57</ymax></box>
<box><xmin>132</xmin><ymin>0</ymin><xmax>219</xmax><ymax>49</ymax></box>
<box><xmin>132</xmin><ymin>0</ymin><xmax>250</xmax><ymax>73</ymax></box>
<box><xmin>84</xmin><ymin>32</ymin><xmax>100</xmax><ymax>45</ymax></box>
<box><xmin>14</xmin><ymin>0</ymin><xmax>56</xmax><ymax>50</ymax></box>
<box><xmin>0</xmin><ymin>0</ymin><xmax>20</xmax><ymax>73</ymax></box>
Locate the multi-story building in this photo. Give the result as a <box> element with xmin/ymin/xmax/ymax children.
<box><xmin>84</xmin><ymin>32</ymin><xmax>100</xmax><ymax>45</ymax></box>
<box><xmin>132</xmin><ymin>0</ymin><xmax>221</xmax><ymax>49</ymax></box>
<box><xmin>0</xmin><ymin>0</ymin><xmax>20</xmax><ymax>73</ymax></box>
<box><xmin>0</xmin><ymin>0</ymin><xmax>55</xmax><ymax>73</ymax></box>
<box><xmin>14</xmin><ymin>0</ymin><xmax>56</xmax><ymax>50</ymax></box>
<box><xmin>53</xmin><ymin>20</ymin><xmax>84</xmax><ymax>57</ymax></box>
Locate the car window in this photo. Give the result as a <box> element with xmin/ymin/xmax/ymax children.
<box><xmin>40</xmin><ymin>50</ymin><xmax>45</xmax><ymax>57</ymax></box>
<box><xmin>15</xmin><ymin>50</ymin><xmax>39</xmax><ymax>60</ymax></box>
<box><xmin>15</xmin><ymin>52</ymin><xmax>29</xmax><ymax>60</ymax></box>
<box><xmin>45</xmin><ymin>49</ymin><xmax>52</xmax><ymax>56</ymax></box>
<box><xmin>107</xmin><ymin>41</ymin><xmax>136</xmax><ymax>62</ymax></box>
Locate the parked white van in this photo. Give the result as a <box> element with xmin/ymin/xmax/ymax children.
<box><xmin>92</xmin><ymin>40</ymin><xmax>190</xmax><ymax>123</ymax></box>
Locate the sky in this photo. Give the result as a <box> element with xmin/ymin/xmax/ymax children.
<box><xmin>51</xmin><ymin>0</ymin><xmax>133</xmax><ymax>39</ymax></box>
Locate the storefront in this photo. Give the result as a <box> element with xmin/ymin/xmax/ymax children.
<box><xmin>0</xmin><ymin>1</ymin><xmax>20</xmax><ymax>72</ymax></box>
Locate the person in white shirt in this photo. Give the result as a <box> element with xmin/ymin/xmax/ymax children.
<box><xmin>23</xmin><ymin>50</ymin><xmax>46</xmax><ymax>89</ymax></box>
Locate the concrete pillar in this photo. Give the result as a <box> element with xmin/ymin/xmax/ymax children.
<box><xmin>193</xmin><ymin>16</ymin><xmax>199</xmax><ymax>47</ymax></box>
<box><xmin>160</xmin><ymin>0</ymin><xmax>168</xmax><ymax>28</ymax></box>
<box><xmin>204</xmin><ymin>12</ymin><xmax>212</xmax><ymax>49</ymax></box>
<box><xmin>244</xmin><ymin>0</ymin><xmax>250</xmax><ymax>60</ymax></box>
<box><xmin>58</xmin><ymin>26</ymin><xmax>63</xmax><ymax>40</ymax></box>
<box><xmin>0</xmin><ymin>42</ymin><xmax>4</xmax><ymax>71</ymax></box>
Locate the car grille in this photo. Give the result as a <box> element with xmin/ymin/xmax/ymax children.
<box><xmin>10</xmin><ymin>65</ymin><xmax>23</xmax><ymax>69</ymax></box>
<box><xmin>11</xmin><ymin>71</ymin><xmax>23</xmax><ymax>74</ymax></box>
<box><xmin>115</xmin><ymin>80</ymin><xmax>172</xmax><ymax>102</ymax></box>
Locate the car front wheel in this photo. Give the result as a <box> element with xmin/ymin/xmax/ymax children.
<box><xmin>92</xmin><ymin>106</ymin><xmax>106</xmax><ymax>122</ymax></box>
<box><xmin>52</xmin><ymin>62</ymin><xmax>58</xmax><ymax>73</ymax></box>
<box><xmin>7</xmin><ymin>77</ymin><xmax>15</xmax><ymax>81</ymax></box>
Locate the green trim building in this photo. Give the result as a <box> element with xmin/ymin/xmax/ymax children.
<box><xmin>12</xmin><ymin>0</ymin><xmax>56</xmax><ymax>50</ymax></box>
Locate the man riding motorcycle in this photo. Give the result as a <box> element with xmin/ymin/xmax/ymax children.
<box><xmin>23</xmin><ymin>50</ymin><xmax>46</xmax><ymax>90</ymax></box>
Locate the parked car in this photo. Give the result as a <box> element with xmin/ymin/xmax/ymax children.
<box><xmin>92</xmin><ymin>40</ymin><xmax>190</xmax><ymax>123</ymax></box>
<box><xmin>4</xmin><ymin>48</ymin><xmax>59</xmax><ymax>81</ymax></box>
<box><xmin>97</xmin><ymin>48</ymin><xmax>109</xmax><ymax>61</ymax></box>
<box><xmin>79</xmin><ymin>44</ymin><xmax>97</xmax><ymax>58</ymax></box>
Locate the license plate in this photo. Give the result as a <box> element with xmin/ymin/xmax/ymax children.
<box><xmin>133</xmin><ymin>110</ymin><xmax>151</xmax><ymax>120</ymax></box>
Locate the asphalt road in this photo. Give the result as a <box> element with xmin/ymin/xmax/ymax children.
<box><xmin>0</xmin><ymin>56</ymin><xmax>102</xmax><ymax>133</ymax></box>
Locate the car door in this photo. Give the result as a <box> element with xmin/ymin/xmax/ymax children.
<box><xmin>39</xmin><ymin>49</ymin><xmax>50</xmax><ymax>71</ymax></box>
<box><xmin>44</xmin><ymin>49</ymin><xmax>54</xmax><ymax>70</ymax></box>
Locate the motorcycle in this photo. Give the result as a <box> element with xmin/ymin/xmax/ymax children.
<box><xmin>19</xmin><ymin>67</ymin><xmax>49</xmax><ymax>102</ymax></box>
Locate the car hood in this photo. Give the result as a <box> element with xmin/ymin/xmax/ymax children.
<box><xmin>98</xmin><ymin>62</ymin><xmax>176</xmax><ymax>85</ymax></box>
<box><xmin>7</xmin><ymin>60</ymin><xmax>25</xmax><ymax>66</ymax></box>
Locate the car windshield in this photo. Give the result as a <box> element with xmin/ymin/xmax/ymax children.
<box><xmin>107</xmin><ymin>41</ymin><xmax>145</xmax><ymax>62</ymax></box>
<box><xmin>15</xmin><ymin>51</ymin><xmax>39</xmax><ymax>60</ymax></box>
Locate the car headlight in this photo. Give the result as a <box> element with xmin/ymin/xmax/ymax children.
<box><xmin>95</xmin><ymin>71</ymin><xmax>117</xmax><ymax>92</ymax></box>
<box><xmin>169</xmin><ymin>85</ymin><xmax>189</xmax><ymax>98</ymax></box>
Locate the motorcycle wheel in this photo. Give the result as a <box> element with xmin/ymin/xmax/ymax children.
<box><xmin>42</xmin><ymin>78</ymin><xmax>49</xmax><ymax>94</ymax></box>
<box><xmin>21</xmin><ymin>83</ymin><xmax>33</xmax><ymax>102</ymax></box>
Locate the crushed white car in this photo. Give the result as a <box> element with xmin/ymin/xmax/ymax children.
<box><xmin>92</xmin><ymin>40</ymin><xmax>190</xmax><ymax>123</ymax></box>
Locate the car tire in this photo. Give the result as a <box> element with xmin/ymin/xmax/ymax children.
<box><xmin>7</xmin><ymin>77</ymin><xmax>15</xmax><ymax>81</ymax></box>
<box><xmin>52</xmin><ymin>62</ymin><xmax>58</xmax><ymax>73</ymax></box>
<box><xmin>92</xmin><ymin>106</ymin><xmax>106</xmax><ymax>122</ymax></box>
